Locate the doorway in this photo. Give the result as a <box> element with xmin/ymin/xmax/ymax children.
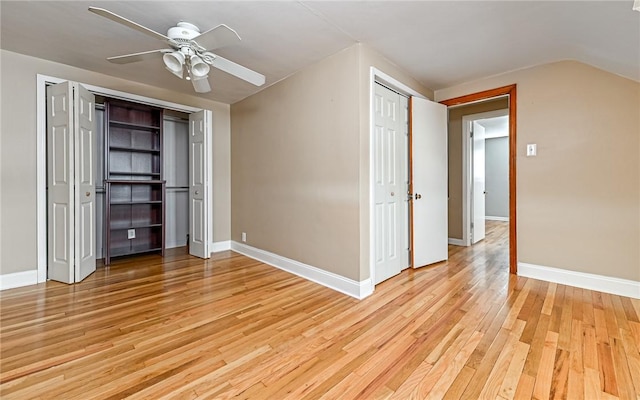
<box><xmin>440</xmin><ymin>85</ymin><xmax>518</xmax><ymax>273</ymax></box>
<box><xmin>92</xmin><ymin>100</ymin><xmax>191</xmax><ymax>260</ymax></box>
<box><xmin>462</xmin><ymin>109</ymin><xmax>509</xmax><ymax>246</ymax></box>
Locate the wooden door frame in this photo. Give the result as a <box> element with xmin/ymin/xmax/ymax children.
<box><xmin>440</xmin><ymin>84</ymin><xmax>518</xmax><ymax>274</ymax></box>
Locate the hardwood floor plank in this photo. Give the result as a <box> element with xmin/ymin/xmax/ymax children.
<box><xmin>532</xmin><ymin>330</ymin><xmax>559</xmax><ymax>400</ymax></box>
<box><xmin>619</xmin><ymin>328</ymin><xmax>640</xmax><ymax>396</ymax></box>
<box><xmin>477</xmin><ymin>319</ymin><xmax>526</xmax><ymax>399</ymax></box>
<box><xmin>598</xmin><ymin>341</ymin><xmax>620</xmax><ymax>397</ymax></box>
<box><xmin>1</xmin><ymin>223</ymin><xmax>638</xmax><ymax>399</ymax></box>
<box><xmin>424</xmin><ymin>331</ymin><xmax>484</xmax><ymax>400</ymax></box>
<box><xmin>584</xmin><ymin>367</ymin><xmax>603</xmax><ymax>400</ymax></box>
<box><xmin>498</xmin><ymin>340</ymin><xmax>530</xmax><ymax>399</ymax></box>
<box><xmin>541</xmin><ymin>282</ymin><xmax>558</xmax><ymax>316</ymax></box>
<box><xmin>611</xmin><ymin>337</ymin><xmax>636</xmax><ymax>400</ymax></box>
<box><xmin>567</xmin><ymin>319</ymin><xmax>585</xmax><ymax>400</ymax></box>
<box><xmin>512</xmin><ymin>372</ymin><xmax>536</xmax><ymax>400</ymax></box>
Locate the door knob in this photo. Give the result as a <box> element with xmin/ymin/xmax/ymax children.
<box><xmin>391</xmin><ymin>192</ymin><xmax>395</xmax><ymax>196</ymax></box>
<box><xmin>85</xmin><ymin>191</ymin><xmax>90</xmax><ymax>197</ymax></box>
<box><xmin>195</xmin><ymin>190</ymin><xmax>200</xmax><ymax>195</ymax></box>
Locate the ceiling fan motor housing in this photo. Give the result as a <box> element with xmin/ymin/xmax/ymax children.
<box><xmin>167</xmin><ymin>22</ymin><xmax>201</xmax><ymax>41</ymax></box>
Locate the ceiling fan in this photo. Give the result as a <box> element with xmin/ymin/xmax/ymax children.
<box><xmin>88</xmin><ymin>7</ymin><xmax>265</xmax><ymax>93</ymax></box>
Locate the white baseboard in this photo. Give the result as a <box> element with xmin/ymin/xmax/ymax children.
<box><xmin>0</xmin><ymin>270</ymin><xmax>38</xmax><ymax>291</ymax></box>
<box><xmin>211</xmin><ymin>240</ymin><xmax>231</xmax><ymax>253</ymax></box>
<box><xmin>485</xmin><ymin>216</ymin><xmax>509</xmax><ymax>222</ymax></box>
<box><xmin>448</xmin><ymin>238</ymin><xmax>466</xmax><ymax>246</ymax></box>
<box><xmin>230</xmin><ymin>241</ymin><xmax>373</xmax><ymax>300</ymax></box>
<box><xmin>518</xmin><ymin>262</ymin><xmax>640</xmax><ymax>300</ymax></box>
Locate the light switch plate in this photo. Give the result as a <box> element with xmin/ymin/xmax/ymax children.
<box><xmin>128</xmin><ymin>229</ymin><xmax>136</xmax><ymax>239</ymax></box>
<box><xmin>526</xmin><ymin>144</ymin><xmax>537</xmax><ymax>157</ymax></box>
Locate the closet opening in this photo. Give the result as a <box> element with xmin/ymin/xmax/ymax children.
<box><xmin>38</xmin><ymin>75</ymin><xmax>213</xmax><ymax>283</ymax></box>
<box><xmin>92</xmin><ymin>96</ymin><xmax>191</xmax><ymax>264</ymax></box>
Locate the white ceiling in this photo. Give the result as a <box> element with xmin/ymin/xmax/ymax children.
<box><xmin>1</xmin><ymin>1</ymin><xmax>638</xmax><ymax>104</ymax></box>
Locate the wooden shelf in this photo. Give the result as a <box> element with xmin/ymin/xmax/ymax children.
<box><xmin>109</xmin><ymin>120</ymin><xmax>161</xmax><ymax>131</ymax></box>
<box><xmin>109</xmin><ymin>245</ymin><xmax>163</xmax><ymax>258</ymax></box>
<box><xmin>109</xmin><ymin>172</ymin><xmax>161</xmax><ymax>177</ymax></box>
<box><xmin>110</xmin><ymin>146</ymin><xmax>160</xmax><ymax>154</ymax></box>
<box><xmin>110</xmin><ymin>200</ymin><xmax>163</xmax><ymax>205</ymax></box>
<box><xmin>107</xmin><ymin>179</ymin><xmax>165</xmax><ymax>184</ymax></box>
<box><xmin>104</xmin><ymin>100</ymin><xmax>165</xmax><ymax>265</ymax></box>
<box><xmin>110</xmin><ymin>223</ymin><xmax>163</xmax><ymax>231</ymax></box>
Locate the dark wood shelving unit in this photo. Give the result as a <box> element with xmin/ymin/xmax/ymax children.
<box><xmin>104</xmin><ymin>100</ymin><xmax>165</xmax><ymax>265</ymax></box>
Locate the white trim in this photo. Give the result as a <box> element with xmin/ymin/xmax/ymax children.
<box><xmin>231</xmin><ymin>242</ymin><xmax>373</xmax><ymax>300</ymax></box>
<box><xmin>486</xmin><ymin>216</ymin><xmax>509</xmax><ymax>222</ymax></box>
<box><xmin>369</xmin><ymin>67</ymin><xmax>425</xmax><ymax>288</ymax></box>
<box><xmin>211</xmin><ymin>240</ymin><xmax>231</xmax><ymax>253</ymax></box>
<box><xmin>37</xmin><ymin>74</ymin><xmax>208</xmax><ymax>282</ymax></box>
<box><xmin>448</xmin><ymin>238</ymin><xmax>466</xmax><ymax>246</ymax></box>
<box><xmin>1</xmin><ymin>270</ymin><xmax>39</xmax><ymax>291</ymax></box>
<box><xmin>518</xmin><ymin>262</ymin><xmax>640</xmax><ymax>300</ymax></box>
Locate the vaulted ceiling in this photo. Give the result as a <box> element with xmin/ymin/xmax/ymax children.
<box><xmin>1</xmin><ymin>1</ymin><xmax>638</xmax><ymax>104</ymax></box>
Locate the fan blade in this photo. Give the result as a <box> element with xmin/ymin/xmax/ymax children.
<box><xmin>192</xmin><ymin>77</ymin><xmax>212</xmax><ymax>93</ymax></box>
<box><xmin>107</xmin><ymin>49</ymin><xmax>171</xmax><ymax>64</ymax></box>
<box><xmin>194</xmin><ymin>24</ymin><xmax>241</xmax><ymax>51</ymax></box>
<box><xmin>89</xmin><ymin>7</ymin><xmax>170</xmax><ymax>43</ymax></box>
<box><xmin>210</xmin><ymin>55</ymin><xmax>265</xmax><ymax>86</ymax></box>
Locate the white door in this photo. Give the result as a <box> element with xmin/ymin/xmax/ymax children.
<box><xmin>411</xmin><ymin>97</ymin><xmax>448</xmax><ymax>268</ymax></box>
<box><xmin>188</xmin><ymin>110</ymin><xmax>212</xmax><ymax>258</ymax></box>
<box><xmin>472</xmin><ymin>121</ymin><xmax>486</xmax><ymax>243</ymax></box>
<box><xmin>75</xmin><ymin>84</ymin><xmax>97</xmax><ymax>281</ymax></box>
<box><xmin>47</xmin><ymin>82</ymin><xmax>96</xmax><ymax>283</ymax></box>
<box><xmin>373</xmin><ymin>83</ymin><xmax>409</xmax><ymax>284</ymax></box>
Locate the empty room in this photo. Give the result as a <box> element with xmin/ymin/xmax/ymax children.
<box><xmin>1</xmin><ymin>1</ymin><xmax>639</xmax><ymax>399</ymax></box>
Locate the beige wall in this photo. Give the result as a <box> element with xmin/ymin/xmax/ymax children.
<box><xmin>0</xmin><ymin>50</ymin><xmax>231</xmax><ymax>276</ymax></box>
<box><xmin>231</xmin><ymin>45</ymin><xmax>361</xmax><ymax>280</ymax></box>
<box><xmin>232</xmin><ymin>44</ymin><xmax>431</xmax><ymax>282</ymax></box>
<box><xmin>448</xmin><ymin>98</ymin><xmax>508</xmax><ymax>239</ymax></box>
<box><xmin>436</xmin><ymin>60</ymin><xmax>640</xmax><ymax>282</ymax></box>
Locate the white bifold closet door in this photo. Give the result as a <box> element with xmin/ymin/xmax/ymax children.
<box><xmin>47</xmin><ymin>81</ymin><xmax>97</xmax><ymax>283</ymax></box>
<box><xmin>188</xmin><ymin>110</ymin><xmax>213</xmax><ymax>259</ymax></box>
<box><xmin>373</xmin><ymin>83</ymin><xmax>410</xmax><ymax>284</ymax></box>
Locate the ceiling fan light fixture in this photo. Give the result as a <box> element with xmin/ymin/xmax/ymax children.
<box><xmin>163</xmin><ymin>51</ymin><xmax>184</xmax><ymax>74</ymax></box>
<box><xmin>190</xmin><ymin>55</ymin><xmax>210</xmax><ymax>78</ymax></box>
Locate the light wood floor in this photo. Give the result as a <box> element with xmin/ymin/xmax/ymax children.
<box><xmin>1</xmin><ymin>221</ymin><xmax>639</xmax><ymax>399</ymax></box>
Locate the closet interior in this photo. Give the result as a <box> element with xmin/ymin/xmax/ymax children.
<box><xmin>95</xmin><ymin>96</ymin><xmax>189</xmax><ymax>264</ymax></box>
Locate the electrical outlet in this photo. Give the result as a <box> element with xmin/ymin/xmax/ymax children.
<box><xmin>127</xmin><ymin>229</ymin><xmax>136</xmax><ymax>239</ymax></box>
<box><xmin>241</xmin><ymin>232</ymin><xmax>247</xmax><ymax>243</ymax></box>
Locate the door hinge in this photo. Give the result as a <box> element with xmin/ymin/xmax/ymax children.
<box><xmin>471</xmin><ymin>222</ymin><xmax>474</xmax><ymax>229</ymax></box>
